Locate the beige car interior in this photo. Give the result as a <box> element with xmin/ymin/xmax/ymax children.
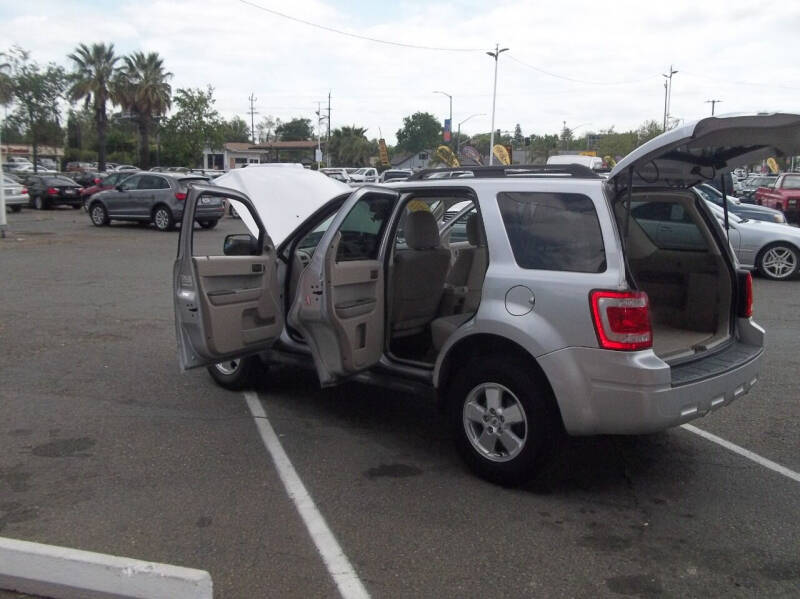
<box><xmin>617</xmin><ymin>191</ymin><xmax>732</xmax><ymax>360</ymax></box>
<box><xmin>387</xmin><ymin>196</ymin><xmax>489</xmax><ymax>364</ymax></box>
<box><xmin>193</xmin><ymin>242</ymin><xmax>283</xmax><ymax>357</ymax></box>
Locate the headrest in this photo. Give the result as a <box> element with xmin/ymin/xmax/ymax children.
<box><xmin>466</xmin><ymin>213</ymin><xmax>482</xmax><ymax>246</ymax></box>
<box><xmin>405</xmin><ymin>210</ymin><xmax>440</xmax><ymax>250</ymax></box>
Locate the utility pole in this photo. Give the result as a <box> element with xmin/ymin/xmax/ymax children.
<box><xmin>662</xmin><ymin>80</ymin><xmax>669</xmax><ymax>131</ymax></box>
<box><xmin>486</xmin><ymin>43</ymin><xmax>509</xmax><ymax>165</ymax></box>
<box><xmin>705</xmin><ymin>99</ymin><xmax>722</xmax><ymax>116</ymax></box>
<box><xmin>315</xmin><ymin>101</ymin><xmax>328</xmax><ymax>170</ymax></box>
<box><xmin>662</xmin><ymin>65</ymin><xmax>678</xmax><ymax>130</ymax></box>
<box><xmin>326</xmin><ymin>91</ymin><xmax>331</xmax><ymax>167</ymax></box>
<box><xmin>247</xmin><ymin>93</ymin><xmax>258</xmax><ymax>143</ymax></box>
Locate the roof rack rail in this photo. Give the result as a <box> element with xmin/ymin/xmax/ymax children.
<box><xmin>406</xmin><ymin>164</ymin><xmax>601</xmax><ymax>181</ymax></box>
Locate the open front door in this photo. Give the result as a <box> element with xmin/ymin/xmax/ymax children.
<box><xmin>289</xmin><ymin>187</ymin><xmax>399</xmax><ymax>386</ymax></box>
<box><xmin>174</xmin><ymin>185</ymin><xmax>284</xmax><ymax>370</ymax></box>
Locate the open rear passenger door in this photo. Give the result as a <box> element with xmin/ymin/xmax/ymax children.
<box><xmin>174</xmin><ymin>185</ymin><xmax>284</xmax><ymax>370</ymax></box>
<box><xmin>289</xmin><ymin>187</ymin><xmax>399</xmax><ymax>386</ymax></box>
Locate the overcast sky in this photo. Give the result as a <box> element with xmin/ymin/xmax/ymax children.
<box><xmin>2</xmin><ymin>0</ymin><xmax>799</xmax><ymax>144</ymax></box>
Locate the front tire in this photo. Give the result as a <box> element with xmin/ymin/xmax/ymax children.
<box><xmin>758</xmin><ymin>243</ymin><xmax>799</xmax><ymax>280</ymax></box>
<box><xmin>206</xmin><ymin>356</ymin><xmax>264</xmax><ymax>390</ymax></box>
<box><xmin>90</xmin><ymin>203</ymin><xmax>109</xmax><ymax>226</ymax></box>
<box><xmin>447</xmin><ymin>356</ymin><xmax>559</xmax><ymax>486</ymax></box>
<box><xmin>153</xmin><ymin>206</ymin><xmax>175</xmax><ymax>231</ymax></box>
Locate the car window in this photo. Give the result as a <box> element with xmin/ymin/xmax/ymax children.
<box><xmin>497</xmin><ymin>191</ymin><xmax>606</xmax><ymax>273</ymax></box>
<box><xmin>137</xmin><ymin>175</ymin><xmax>169</xmax><ymax>190</ymax></box>
<box><xmin>335</xmin><ymin>194</ymin><xmax>394</xmax><ymax>262</ymax></box>
<box><xmin>297</xmin><ymin>213</ymin><xmax>337</xmax><ymax>253</ymax></box>
<box><xmin>46</xmin><ymin>177</ymin><xmax>75</xmax><ymax>186</ymax></box>
<box><xmin>119</xmin><ymin>175</ymin><xmax>140</xmax><ymax>191</ymax></box>
<box><xmin>782</xmin><ymin>176</ymin><xmax>800</xmax><ymax>190</ymax></box>
<box><xmin>631</xmin><ymin>200</ymin><xmax>708</xmax><ymax>251</ymax></box>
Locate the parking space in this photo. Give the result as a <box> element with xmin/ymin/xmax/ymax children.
<box><xmin>1</xmin><ymin>209</ymin><xmax>799</xmax><ymax>597</ymax></box>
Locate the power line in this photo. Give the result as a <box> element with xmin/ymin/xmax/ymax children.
<box><xmin>237</xmin><ymin>0</ymin><xmax>486</xmax><ymax>52</ymax></box>
<box><xmin>506</xmin><ymin>54</ymin><xmax>659</xmax><ymax>86</ymax></box>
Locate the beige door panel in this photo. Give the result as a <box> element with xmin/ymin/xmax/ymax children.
<box><xmin>328</xmin><ymin>258</ymin><xmax>383</xmax><ymax>370</ymax></box>
<box><xmin>193</xmin><ymin>254</ymin><xmax>282</xmax><ymax>355</ymax></box>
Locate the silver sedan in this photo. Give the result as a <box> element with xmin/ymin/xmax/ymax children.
<box><xmin>706</xmin><ymin>201</ymin><xmax>800</xmax><ymax>280</ymax></box>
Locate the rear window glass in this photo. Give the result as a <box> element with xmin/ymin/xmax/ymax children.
<box><xmin>630</xmin><ymin>201</ymin><xmax>708</xmax><ymax>251</ymax></box>
<box><xmin>178</xmin><ymin>177</ymin><xmax>207</xmax><ymax>189</ymax></box>
<box><xmin>783</xmin><ymin>176</ymin><xmax>800</xmax><ymax>190</ymax></box>
<box><xmin>45</xmin><ymin>177</ymin><xmax>75</xmax><ymax>185</ymax></box>
<box><xmin>497</xmin><ymin>191</ymin><xmax>606</xmax><ymax>273</ymax></box>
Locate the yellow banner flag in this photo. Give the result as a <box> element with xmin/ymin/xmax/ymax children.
<box><xmin>766</xmin><ymin>157</ymin><xmax>779</xmax><ymax>174</ymax></box>
<box><xmin>436</xmin><ymin>145</ymin><xmax>460</xmax><ymax>167</ymax></box>
<box><xmin>492</xmin><ymin>144</ymin><xmax>510</xmax><ymax>165</ymax></box>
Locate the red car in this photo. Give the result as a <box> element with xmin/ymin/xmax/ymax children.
<box><xmin>755</xmin><ymin>173</ymin><xmax>800</xmax><ymax>223</ymax></box>
<box><xmin>80</xmin><ymin>171</ymin><xmax>139</xmax><ymax>207</ymax></box>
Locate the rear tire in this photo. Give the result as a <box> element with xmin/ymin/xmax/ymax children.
<box><xmin>72</xmin><ymin>204</ymin><xmax>82</xmax><ymax>209</ymax></box>
<box><xmin>10</xmin><ymin>205</ymin><xmax>22</xmax><ymax>213</ymax></box>
<box><xmin>447</xmin><ymin>355</ymin><xmax>559</xmax><ymax>486</ymax></box>
<box><xmin>89</xmin><ymin>203</ymin><xmax>109</xmax><ymax>226</ymax></box>
<box><xmin>199</xmin><ymin>220</ymin><xmax>218</xmax><ymax>229</ymax></box>
<box><xmin>757</xmin><ymin>243</ymin><xmax>799</xmax><ymax>280</ymax></box>
<box><xmin>207</xmin><ymin>356</ymin><xmax>264</xmax><ymax>390</ymax></box>
<box><xmin>153</xmin><ymin>206</ymin><xmax>175</xmax><ymax>231</ymax></box>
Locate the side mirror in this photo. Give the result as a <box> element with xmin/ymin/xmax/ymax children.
<box><xmin>223</xmin><ymin>233</ymin><xmax>259</xmax><ymax>256</ymax></box>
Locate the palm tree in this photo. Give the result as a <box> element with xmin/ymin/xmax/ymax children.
<box><xmin>330</xmin><ymin>126</ymin><xmax>371</xmax><ymax>166</ymax></box>
<box><xmin>67</xmin><ymin>43</ymin><xmax>119</xmax><ymax>172</ymax></box>
<box><xmin>113</xmin><ymin>52</ymin><xmax>172</xmax><ymax>169</ymax></box>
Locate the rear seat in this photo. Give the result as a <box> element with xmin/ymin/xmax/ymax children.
<box><xmin>431</xmin><ymin>214</ymin><xmax>488</xmax><ymax>350</ymax></box>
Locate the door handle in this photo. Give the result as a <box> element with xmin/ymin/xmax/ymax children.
<box><xmin>252</xmin><ymin>264</ymin><xmax>264</xmax><ymax>273</ymax></box>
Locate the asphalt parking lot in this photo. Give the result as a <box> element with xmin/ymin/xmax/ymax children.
<box><xmin>1</xmin><ymin>208</ymin><xmax>799</xmax><ymax>598</ymax></box>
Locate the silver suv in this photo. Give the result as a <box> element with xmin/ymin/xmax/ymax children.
<box><xmin>173</xmin><ymin>114</ymin><xmax>800</xmax><ymax>485</ymax></box>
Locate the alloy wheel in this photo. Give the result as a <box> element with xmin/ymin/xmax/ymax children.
<box><xmin>91</xmin><ymin>205</ymin><xmax>106</xmax><ymax>225</ymax></box>
<box><xmin>761</xmin><ymin>246</ymin><xmax>797</xmax><ymax>279</ymax></box>
<box><xmin>462</xmin><ymin>382</ymin><xmax>528</xmax><ymax>463</ymax></box>
<box><xmin>215</xmin><ymin>360</ymin><xmax>240</xmax><ymax>375</ymax></box>
<box><xmin>154</xmin><ymin>209</ymin><xmax>170</xmax><ymax>230</ymax></box>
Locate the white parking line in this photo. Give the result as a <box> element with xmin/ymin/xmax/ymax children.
<box><xmin>682</xmin><ymin>424</ymin><xmax>800</xmax><ymax>483</ymax></box>
<box><xmin>243</xmin><ymin>392</ymin><xmax>370</xmax><ymax>599</ymax></box>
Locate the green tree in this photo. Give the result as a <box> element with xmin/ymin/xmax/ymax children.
<box><xmin>256</xmin><ymin>115</ymin><xmax>279</xmax><ymax>143</ymax></box>
<box><xmin>4</xmin><ymin>46</ymin><xmax>66</xmax><ymax>170</ymax></box>
<box><xmin>160</xmin><ymin>86</ymin><xmax>222</xmax><ymax>167</ymax></box>
<box><xmin>218</xmin><ymin>116</ymin><xmax>250</xmax><ymax>143</ymax></box>
<box><xmin>66</xmin><ymin>107</ymin><xmax>97</xmax><ymax>150</ymax></box>
<box><xmin>636</xmin><ymin>119</ymin><xmax>663</xmax><ymax>145</ymax></box>
<box><xmin>113</xmin><ymin>51</ymin><xmax>172</xmax><ymax>169</ymax></box>
<box><xmin>527</xmin><ymin>134</ymin><xmax>559</xmax><ymax>162</ymax></box>
<box><xmin>396</xmin><ymin>112</ymin><xmax>441</xmax><ymax>153</ymax></box>
<box><xmin>513</xmin><ymin>123</ymin><xmax>523</xmax><ymax>145</ymax></box>
<box><xmin>275</xmin><ymin>117</ymin><xmax>313</xmax><ymax>141</ymax></box>
<box><xmin>328</xmin><ymin>125</ymin><xmax>372</xmax><ymax>166</ymax></box>
<box><xmin>67</xmin><ymin>42</ymin><xmax>119</xmax><ymax>171</ymax></box>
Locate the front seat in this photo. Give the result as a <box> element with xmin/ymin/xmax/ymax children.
<box><xmin>390</xmin><ymin>210</ymin><xmax>451</xmax><ymax>336</ymax></box>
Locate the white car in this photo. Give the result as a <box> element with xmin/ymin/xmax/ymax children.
<box><xmin>2</xmin><ymin>174</ymin><xmax>29</xmax><ymax>212</ymax></box>
<box><xmin>348</xmin><ymin>167</ymin><xmax>378</xmax><ymax>183</ymax></box>
<box><xmin>320</xmin><ymin>168</ymin><xmax>352</xmax><ymax>183</ymax></box>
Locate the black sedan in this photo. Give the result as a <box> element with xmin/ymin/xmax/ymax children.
<box><xmin>25</xmin><ymin>175</ymin><xmax>83</xmax><ymax>210</ymax></box>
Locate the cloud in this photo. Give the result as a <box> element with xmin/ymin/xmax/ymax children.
<box><xmin>1</xmin><ymin>0</ymin><xmax>799</xmax><ymax>144</ymax></box>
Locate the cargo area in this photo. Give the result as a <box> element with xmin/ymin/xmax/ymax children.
<box><xmin>617</xmin><ymin>191</ymin><xmax>733</xmax><ymax>360</ymax></box>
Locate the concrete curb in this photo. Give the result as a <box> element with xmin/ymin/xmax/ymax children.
<box><xmin>0</xmin><ymin>536</ymin><xmax>213</xmax><ymax>599</ymax></box>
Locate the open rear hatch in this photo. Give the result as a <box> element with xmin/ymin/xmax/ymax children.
<box><xmin>608</xmin><ymin>113</ymin><xmax>800</xmax><ymax>366</ymax></box>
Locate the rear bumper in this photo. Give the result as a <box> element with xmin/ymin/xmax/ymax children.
<box><xmin>5</xmin><ymin>193</ymin><xmax>28</xmax><ymax>206</ymax></box>
<box><xmin>175</xmin><ymin>205</ymin><xmax>225</xmax><ymax>221</ymax></box>
<box><xmin>538</xmin><ymin>319</ymin><xmax>765</xmax><ymax>435</ymax></box>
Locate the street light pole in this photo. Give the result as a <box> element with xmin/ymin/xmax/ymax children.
<box><xmin>433</xmin><ymin>91</ymin><xmax>453</xmax><ymax>148</ymax></box>
<box><xmin>486</xmin><ymin>44</ymin><xmax>509</xmax><ymax>165</ymax></box>
<box><xmin>456</xmin><ymin>113</ymin><xmax>485</xmax><ymax>157</ymax></box>
<box><xmin>662</xmin><ymin>65</ymin><xmax>678</xmax><ymax>130</ymax></box>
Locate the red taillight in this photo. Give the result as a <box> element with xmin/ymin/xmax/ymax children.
<box><xmin>94</xmin><ymin>178</ymin><xmax>101</xmax><ymax>184</ymax></box>
<box><xmin>739</xmin><ymin>272</ymin><xmax>753</xmax><ymax>318</ymax></box>
<box><xmin>46</xmin><ymin>187</ymin><xmax>58</xmax><ymax>195</ymax></box>
<box><xmin>21</xmin><ymin>187</ymin><xmax>27</xmax><ymax>194</ymax></box>
<box><xmin>590</xmin><ymin>290</ymin><xmax>652</xmax><ymax>351</ymax></box>
<box><xmin>175</xmin><ymin>192</ymin><xmax>187</xmax><ymax>201</ymax></box>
